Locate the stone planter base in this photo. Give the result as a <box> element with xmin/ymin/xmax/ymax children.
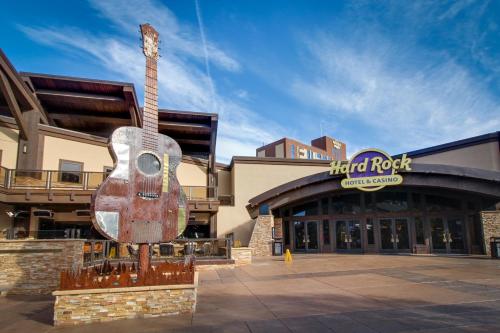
<box><xmin>231</xmin><ymin>247</ymin><xmax>252</xmax><ymax>265</ymax></box>
<box><xmin>52</xmin><ymin>272</ymin><xmax>198</xmax><ymax>326</ymax></box>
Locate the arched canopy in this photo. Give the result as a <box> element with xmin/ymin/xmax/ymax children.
<box><xmin>247</xmin><ymin>163</ymin><xmax>500</xmax><ymax>218</ymax></box>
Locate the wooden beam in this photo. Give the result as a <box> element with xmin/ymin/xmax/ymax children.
<box><xmin>176</xmin><ymin>138</ymin><xmax>211</xmax><ymax>146</ymax></box>
<box><xmin>0</xmin><ymin>69</ymin><xmax>28</xmax><ymax>139</ymax></box>
<box><xmin>49</xmin><ymin>113</ymin><xmax>131</xmax><ymax>125</ymax></box>
<box><xmin>35</xmin><ymin>89</ymin><xmax>124</xmax><ymax>102</ymax></box>
<box><xmin>0</xmin><ymin>51</ymin><xmax>50</xmax><ymax>125</ymax></box>
<box><xmin>159</xmin><ymin>121</ymin><xmax>211</xmax><ymax>129</ymax></box>
<box><xmin>123</xmin><ymin>86</ymin><xmax>141</xmax><ymax>127</ymax></box>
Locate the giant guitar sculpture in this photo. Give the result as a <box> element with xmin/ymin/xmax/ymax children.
<box><xmin>91</xmin><ymin>24</ymin><xmax>188</xmax><ymax>268</ymax></box>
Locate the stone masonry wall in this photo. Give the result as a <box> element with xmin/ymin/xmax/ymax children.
<box><xmin>53</xmin><ymin>284</ymin><xmax>197</xmax><ymax>326</ymax></box>
<box><xmin>231</xmin><ymin>247</ymin><xmax>252</xmax><ymax>265</ymax></box>
<box><xmin>0</xmin><ymin>239</ymin><xmax>84</xmax><ymax>295</ymax></box>
<box><xmin>248</xmin><ymin>215</ymin><xmax>273</xmax><ymax>256</ymax></box>
<box><xmin>481</xmin><ymin>210</ymin><xmax>500</xmax><ymax>256</ymax></box>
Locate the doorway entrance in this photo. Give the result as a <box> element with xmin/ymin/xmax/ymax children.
<box><xmin>379</xmin><ymin>218</ymin><xmax>410</xmax><ymax>252</ymax></box>
<box><xmin>293</xmin><ymin>221</ymin><xmax>319</xmax><ymax>252</ymax></box>
<box><xmin>335</xmin><ymin>220</ymin><xmax>362</xmax><ymax>252</ymax></box>
<box><xmin>430</xmin><ymin>217</ymin><xmax>466</xmax><ymax>253</ymax></box>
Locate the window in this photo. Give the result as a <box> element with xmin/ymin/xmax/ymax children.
<box><xmin>322</xmin><ymin>220</ymin><xmax>330</xmax><ymax>245</ymax></box>
<box><xmin>283</xmin><ymin>221</ymin><xmax>290</xmax><ymax>245</ymax></box>
<box><xmin>316</xmin><ymin>153</ymin><xmax>321</xmax><ymax>159</ymax></box>
<box><xmin>321</xmin><ymin>198</ymin><xmax>329</xmax><ymax>215</ymax></box>
<box><xmin>332</xmin><ymin>194</ymin><xmax>361</xmax><ymax>214</ymax></box>
<box><xmin>375</xmin><ymin>192</ymin><xmax>408</xmax><ymax>212</ymax></box>
<box><xmin>415</xmin><ymin>217</ymin><xmax>425</xmax><ymax>244</ymax></box>
<box><xmin>103</xmin><ymin>166</ymin><xmax>113</xmax><ymax>180</ymax></box>
<box><xmin>425</xmin><ymin>195</ymin><xmax>461</xmax><ymax>211</ymax></box>
<box><xmin>59</xmin><ymin>160</ymin><xmax>83</xmax><ymax>183</ymax></box>
<box><xmin>366</xmin><ymin>218</ymin><xmax>375</xmax><ymax>244</ymax></box>
<box><xmin>292</xmin><ymin>201</ymin><xmax>318</xmax><ymax>216</ymax></box>
<box><xmin>290</xmin><ymin>144</ymin><xmax>295</xmax><ymax>159</ymax></box>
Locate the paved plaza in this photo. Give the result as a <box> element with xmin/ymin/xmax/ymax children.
<box><xmin>1</xmin><ymin>254</ymin><xmax>500</xmax><ymax>332</ymax></box>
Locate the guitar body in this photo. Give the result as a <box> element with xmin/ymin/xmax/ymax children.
<box><xmin>91</xmin><ymin>126</ymin><xmax>188</xmax><ymax>243</ymax></box>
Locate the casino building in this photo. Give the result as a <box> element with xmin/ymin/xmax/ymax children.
<box><xmin>247</xmin><ymin>134</ymin><xmax>500</xmax><ymax>256</ymax></box>
<box><xmin>0</xmin><ymin>48</ymin><xmax>499</xmax><ymax>257</ymax></box>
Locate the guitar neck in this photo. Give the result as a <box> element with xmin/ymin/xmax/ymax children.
<box><xmin>143</xmin><ymin>57</ymin><xmax>158</xmax><ymax>149</ymax></box>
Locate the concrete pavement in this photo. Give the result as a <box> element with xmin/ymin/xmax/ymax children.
<box><xmin>1</xmin><ymin>254</ymin><xmax>500</xmax><ymax>332</ymax></box>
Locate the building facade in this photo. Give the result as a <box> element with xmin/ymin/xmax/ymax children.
<box><xmin>256</xmin><ymin>136</ymin><xmax>346</xmax><ymax>161</ymax></box>
<box><xmin>248</xmin><ymin>133</ymin><xmax>500</xmax><ymax>255</ymax></box>
<box><xmin>1</xmin><ymin>48</ymin><xmax>499</xmax><ymax>257</ymax></box>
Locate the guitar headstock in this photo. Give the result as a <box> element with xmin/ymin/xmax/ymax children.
<box><xmin>140</xmin><ymin>24</ymin><xmax>159</xmax><ymax>60</ymax></box>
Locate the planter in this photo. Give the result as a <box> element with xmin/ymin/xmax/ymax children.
<box><xmin>53</xmin><ymin>272</ymin><xmax>198</xmax><ymax>326</ymax></box>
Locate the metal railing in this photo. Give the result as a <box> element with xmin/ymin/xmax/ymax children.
<box><xmin>3</xmin><ymin>228</ymin><xmax>89</xmax><ymax>240</ymax></box>
<box><xmin>0</xmin><ymin>167</ymin><xmax>105</xmax><ymax>190</ymax></box>
<box><xmin>0</xmin><ymin>166</ymin><xmax>221</xmax><ymax>200</ymax></box>
<box><xmin>83</xmin><ymin>238</ymin><xmax>232</xmax><ymax>266</ymax></box>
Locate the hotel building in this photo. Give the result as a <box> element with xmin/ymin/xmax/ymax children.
<box><xmin>0</xmin><ymin>49</ymin><xmax>499</xmax><ymax>257</ymax></box>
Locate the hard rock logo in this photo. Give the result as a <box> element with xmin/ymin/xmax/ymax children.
<box><xmin>330</xmin><ymin>149</ymin><xmax>412</xmax><ymax>192</ymax></box>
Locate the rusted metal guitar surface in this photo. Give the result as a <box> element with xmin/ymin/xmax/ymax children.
<box><xmin>90</xmin><ymin>24</ymin><xmax>188</xmax><ymax>244</ymax></box>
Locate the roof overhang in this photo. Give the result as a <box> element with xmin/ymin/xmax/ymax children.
<box><xmin>247</xmin><ymin>163</ymin><xmax>500</xmax><ymax>217</ymax></box>
<box><xmin>0</xmin><ymin>49</ymin><xmax>51</xmax><ymax>138</ymax></box>
<box><xmin>20</xmin><ymin>72</ymin><xmax>141</xmax><ymax>137</ymax></box>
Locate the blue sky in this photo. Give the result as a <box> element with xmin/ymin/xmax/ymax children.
<box><xmin>1</xmin><ymin>0</ymin><xmax>499</xmax><ymax>163</ymax></box>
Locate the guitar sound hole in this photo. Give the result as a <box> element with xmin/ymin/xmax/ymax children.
<box><xmin>137</xmin><ymin>153</ymin><xmax>161</xmax><ymax>175</ymax></box>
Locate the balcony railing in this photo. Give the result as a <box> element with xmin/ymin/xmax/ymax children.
<box><xmin>0</xmin><ymin>166</ymin><xmax>221</xmax><ymax>200</ymax></box>
<box><xmin>83</xmin><ymin>238</ymin><xmax>232</xmax><ymax>266</ymax></box>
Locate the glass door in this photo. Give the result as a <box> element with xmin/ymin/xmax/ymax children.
<box><xmin>294</xmin><ymin>221</ymin><xmax>306</xmax><ymax>251</ymax></box>
<box><xmin>447</xmin><ymin>218</ymin><xmax>465</xmax><ymax>253</ymax></box>
<box><xmin>306</xmin><ymin>221</ymin><xmax>319</xmax><ymax>252</ymax></box>
<box><xmin>293</xmin><ymin>221</ymin><xmax>319</xmax><ymax>252</ymax></box>
<box><xmin>335</xmin><ymin>220</ymin><xmax>362</xmax><ymax>252</ymax></box>
<box><xmin>430</xmin><ymin>217</ymin><xmax>465</xmax><ymax>253</ymax></box>
<box><xmin>379</xmin><ymin>218</ymin><xmax>410</xmax><ymax>252</ymax></box>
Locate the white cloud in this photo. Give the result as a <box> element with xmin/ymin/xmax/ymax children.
<box><xmin>291</xmin><ymin>33</ymin><xmax>500</xmax><ymax>153</ymax></box>
<box><xmin>19</xmin><ymin>0</ymin><xmax>284</xmax><ymax>163</ymax></box>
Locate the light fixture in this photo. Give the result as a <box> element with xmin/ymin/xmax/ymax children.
<box><xmin>5</xmin><ymin>211</ymin><xmax>14</xmax><ymax>218</ymax></box>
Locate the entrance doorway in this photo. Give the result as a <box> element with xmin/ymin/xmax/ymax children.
<box><xmin>379</xmin><ymin>218</ymin><xmax>410</xmax><ymax>252</ymax></box>
<box><xmin>430</xmin><ymin>217</ymin><xmax>466</xmax><ymax>253</ymax></box>
<box><xmin>335</xmin><ymin>220</ymin><xmax>362</xmax><ymax>252</ymax></box>
<box><xmin>293</xmin><ymin>221</ymin><xmax>319</xmax><ymax>252</ymax></box>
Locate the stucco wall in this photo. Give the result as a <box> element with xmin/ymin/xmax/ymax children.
<box><xmin>217</xmin><ymin>169</ymin><xmax>232</xmax><ymax>195</ymax></box>
<box><xmin>177</xmin><ymin>162</ymin><xmax>207</xmax><ymax>187</ymax></box>
<box><xmin>0</xmin><ymin>127</ymin><xmax>18</xmax><ymax>168</ymax></box>
<box><xmin>412</xmin><ymin>141</ymin><xmax>500</xmax><ymax>171</ymax></box>
<box><xmin>217</xmin><ymin>162</ymin><xmax>330</xmax><ymax>244</ymax></box>
<box><xmin>42</xmin><ymin>135</ymin><xmax>113</xmax><ymax>172</ymax></box>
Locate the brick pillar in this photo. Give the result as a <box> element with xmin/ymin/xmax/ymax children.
<box><xmin>248</xmin><ymin>215</ymin><xmax>274</xmax><ymax>256</ymax></box>
<box><xmin>480</xmin><ymin>210</ymin><xmax>500</xmax><ymax>256</ymax></box>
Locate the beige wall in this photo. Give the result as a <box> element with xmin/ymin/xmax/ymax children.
<box><xmin>42</xmin><ymin>135</ymin><xmax>113</xmax><ymax>172</ymax></box>
<box><xmin>177</xmin><ymin>162</ymin><xmax>207</xmax><ymax>187</ymax></box>
<box><xmin>217</xmin><ymin>162</ymin><xmax>330</xmax><ymax>245</ymax></box>
<box><xmin>0</xmin><ymin>127</ymin><xmax>18</xmax><ymax>168</ymax></box>
<box><xmin>412</xmin><ymin>141</ymin><xmax>500</xmax><ymax>171</ymax></box>
<box><xmin>216</xmin><ymin>169</ymin><xmax>232</xmax><ymax>195</ymax></box>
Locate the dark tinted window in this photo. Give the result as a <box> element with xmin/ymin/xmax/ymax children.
<box><xmin>283</xmin><ymin>221</ymin><xmax>290</xmax><ymax>245</ymax></box>
<box><xmin>323</xmin><ymin>220</ymin><xmax>330</xmax><ymax>245</ymax></box>
<box><xmin>332</xmin><ymin>194</ymin><xmax>361</xmax><ymax>214</ymax></box>
<box><xmin>426</xmin><ymin>195</ymin><xmax>461</xmax><ymax>211</ymax></box>
<box><xmin>366</xmin><ymin>218</ymin><xmax>375</xmax><ymax>244</ymax></box>
<box><xmin>376</xmin><ymin>192</ymin><xmax>408</xmax><ymax>212</ymax></box>
<box><xmin>415</xmin><ymin>217</ymin><xmax>425</xmax><ymax>244</ymax></box>
<box><xmin>292</xmin><ymin>201</ymin><xmax>318</xmax><ymax>216</ymax></box>
<box><xmin>321</xmin><ymin>198</ymin><xmax>329</xmax><ymax>215</ymax></box>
